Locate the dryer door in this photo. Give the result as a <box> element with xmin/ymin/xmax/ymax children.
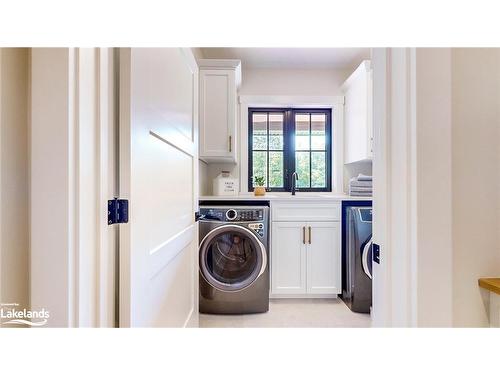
<box><xmin>361</xmin><ymin>237</ymin><xmax>373</xmax><ymax>280</ymax></box>
<box><xmin>199</xmin><ymin>224</ymin><xmax>267</xmax><ymax>292</ymax></box>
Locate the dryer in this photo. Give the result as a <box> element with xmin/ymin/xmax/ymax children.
<box><xmin>198</xmin><ymin>204</ymin><xmax>270</xmax><ymax>314</ymax></box>
<box><xmin>341</xmin><ymin>203</ymin><xmax>373</xmax><ymax>313</ymax></box>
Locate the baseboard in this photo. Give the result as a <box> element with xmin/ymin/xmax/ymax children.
<box><xmin>270</xmin><ymin>294</ymin><xmax>339</xmax><ymax>299</ymax></box>
<box><xmin>183</xmin><ymin>307</ymin><xmax>199</xmax><ymax>328</ymax></box>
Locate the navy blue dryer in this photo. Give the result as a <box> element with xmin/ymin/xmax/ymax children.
<box><xmin>341</xmin><ymin>200</ymin><xmax>373</xmax><ymax>313</ymax></box>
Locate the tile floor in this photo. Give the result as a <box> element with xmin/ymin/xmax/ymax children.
<box><xmin>199</xmin><ymin>298</ymin><xmax>371</xmax><ymax>328</ymax></box>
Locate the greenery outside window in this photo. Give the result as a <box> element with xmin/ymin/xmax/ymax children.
<box><xmin>248</xmin><ymin>108</ymin><xmax>332</xmax><ymax>192</ymax></box>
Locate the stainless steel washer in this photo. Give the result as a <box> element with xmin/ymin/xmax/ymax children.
<box><xmin>198</xmin><ymin>205</ymin><xmax>270</xmax><ymax>314</ymax></box>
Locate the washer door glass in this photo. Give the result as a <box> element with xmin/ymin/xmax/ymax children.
<box><xmin>200</xmin><ymin>225</ymin><xmax>265</xmax><ymax>292</ymax></box>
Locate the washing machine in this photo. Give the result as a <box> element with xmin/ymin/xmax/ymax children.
<box><xmin>341</xmin><ymin>204</ymin><xmax>373</xmax><ymax>313</ymax></box>
<box><xmin>198</xmin><ymin>204</ymin><xmax>270</xmax><ymax>314</ymax></box>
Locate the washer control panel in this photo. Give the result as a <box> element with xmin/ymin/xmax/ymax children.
<box><xmin>235</xmin><ymin>209</ymin><xmax>264</xmax><ymax>222</ymax></box>
<box><xmin>248</xmin><ymin>222</ymin><xmax>265</xmax><ymax>237</ymax></box>
<box><xmin>200</xmin><ymin>208</ymin><xmax>264</xmax><ymax>222</ymax></box>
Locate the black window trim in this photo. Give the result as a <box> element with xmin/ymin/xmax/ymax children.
<box><xmin>248</xmin><ymin>107</ymin><xmax>332</xmax><ymax>193</ymax></box>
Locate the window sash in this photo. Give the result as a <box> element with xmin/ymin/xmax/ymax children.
<box><xmin>248</xmin><ymin>108</ymin><xmax>332</xmax><ymax>192</ymax></box>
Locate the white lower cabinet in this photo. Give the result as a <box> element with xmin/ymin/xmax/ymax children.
<box><xmin>271</xmin><ymin>222</ymin><xmax>307</xmax><ymax>295</ymax></box>
<box><xmin>271</xmin><ymin>219</ymin><xmax>341</xmax><ymax>297</ymax></box>
<box><xmin>306</xmin><ymin>222</ymin><xmax>341</xmax><ymax>295</ymax></box>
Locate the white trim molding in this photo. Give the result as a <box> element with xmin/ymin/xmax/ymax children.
<box><xmin>239</xmin><ymin>95</ymin><xmax>343</xmax><ymax>107</ymax></box>
<box><xmin>30</xmin><ymin>48</ymin><xmax>117</xmax><ymax>328</ymax></box>
<box><xmin>0</xmin><ymin>49</ymin><xmax>3</xmax><ymax>308</ymax></box>
<box><xmin>371</xmin><ymin>48</ymin><xmax>453</xmax><ymax>328</ymax></box>
<box><xmin>238</xmin><ymin>95</ymin><xmax>345</xmax><ymax>194</ymax></box>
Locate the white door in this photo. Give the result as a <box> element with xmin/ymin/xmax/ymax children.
<box><xmin>271</xmin><ymin>222</ymin><xmax>307</xmax><ymax>295</ymax></box>
<box><xmin>119</xmin><ymin>48</ymin><xmax>199</xmax><ymax>327</ymax></box>
<box><xmin>306</xmin><ymin>222</ymin><xmax>341</xmax><ymax>295</ymax></box>
<box><xmin>371</xmin><ymin>48</ymin><xmax>390</xmax><ymax>326</ymax></box>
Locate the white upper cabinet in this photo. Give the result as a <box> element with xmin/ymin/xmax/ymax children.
<box><xmin>342</xmin><ymin>60</ymin><xmax>373</xmax><ymax>164</ymax></box>
<box><xmin>198</xmin><ymin>59</ymin><xmax>241</xmax><ymax>163</ymax></box>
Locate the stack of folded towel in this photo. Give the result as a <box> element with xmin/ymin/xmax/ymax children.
<box><xmin>349</xmin><ymin>174</ymin><xmax>372</xmax><ymax>196</ymax></box>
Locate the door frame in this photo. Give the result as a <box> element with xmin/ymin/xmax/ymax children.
<box><xmin>371</xmin><ymin>48</ymin><xmax>453</xmax><ymax>327</ymax></box>
<box><xmin>29</xmin><ymin>48</ymin><xmax>117</xmax><ymax>327</ymax></box>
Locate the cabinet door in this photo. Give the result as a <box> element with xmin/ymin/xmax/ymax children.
<box><xmin>271</xmin><ymin>222</ymin><xmax>307</xmax><ymax>295</ymax></box>
<box><xmin>343</xmin><ymin>61</ymin><xmax>372</xmax><ymax>163</ymax></box>
<box><xmin>306</xmin><ymin>222</ymin><xmax>341</xmax><ymax>294</ymax></box>
<box><xmin>199</xmin><ymin>69</ymin><xmax>236</xmax><ymax>161</ymax></box>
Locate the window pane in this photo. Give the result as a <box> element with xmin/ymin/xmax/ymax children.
<box><xmin>311</xmin><ymin>152</ymin><xmax>326</xmax><ymax>188</ymax></box>
<box><xmin>295</xmin><ymin>113</ymin><xmax>310</xmax><ymax>150</ymax></box>
<box><xmin>252</xmin><ymin>151</ymin><xmax>267</xmax><ymax>187</ymax></box>
<box><xmin>311</xmin><ymin>114</ymin><xmax>326</xmax><ymax>150</ymax></box>
<box><xmin>295</xmin><ymin>152</ymin><xmax>310</xmax><ymax>188</ymax></box>
<box><xmin>269</xmin><ymin>152</ymin><xmax>284</xmax><ymax>188</ymax></box>
<box><xmin>249</xmin><ymin>108</ymin><xmax>330</xmax><ymax>192</ymax></box>
<box><xmin>269</xmin><ymin>113</ymin><xmax>283</xmax><ymax>150</ymax></box>
<box><xmin>252</xmin><ymin>113</ymin><xmax>267</xmax><ymax>150</ymax></box>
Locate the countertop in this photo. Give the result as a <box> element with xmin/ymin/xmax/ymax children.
<box><xmin>478</xmin><ymin>278</ymin><xmax>500</xmax><ymax>295</ymax></box>
<box><xmin>199</xmin><ymin>193</ymin><xmax>372</xmax><ymax>201</ymax></box>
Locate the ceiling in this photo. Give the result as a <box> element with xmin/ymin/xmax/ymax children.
<box><xmin>200</xmin><ymin>48</ymin><xmax>370</xmax><ymax>69</ymax></box>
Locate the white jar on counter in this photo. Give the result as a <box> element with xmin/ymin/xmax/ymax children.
<box><xmin>213</xmin><ymin>171</ymin><xmax>238</xmax><ymax>196</ymax></box>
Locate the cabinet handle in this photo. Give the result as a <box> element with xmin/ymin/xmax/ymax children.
<box><xmin>302</xmin><ymin>226</ymin><xmax>306</xmax><ymax>244</ymax></box>
<box><xmin>308</xmin><ymin>226</ymin><xmax>312</xmax><ymax>244</ymax></box>
<box><xmin>229</xmin><ymin>135</ymin><xmax>232</xmax><ymax>152</ymax></box>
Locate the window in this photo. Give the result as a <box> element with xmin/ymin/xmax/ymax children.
<box><xmin>248</xmin><ymin>108</ymin><xmax>332</xmax><ymax>192</ymax></box>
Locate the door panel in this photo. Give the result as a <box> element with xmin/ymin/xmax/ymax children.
<box><xmin>199</xmin><ymin>69</ymin><xmax>234</xmax><ymax>158</ymax></box>
<box><xmin>306</xmin><ymin>222</ymin><xmax>341</xmax><ymax>294</ymax></box>
<box><xmin>271</xmin><ymin>222</ymin><xmax>306</xmax><ymax>294</ymax></box>
<box><xmin>133</xmin><ymin>49</ymin><xmax>195</xmax><ymax>145</ymax></box>
<box><xmin>148</xmin><ymin>134</ymin><xmax>193</xmax><ymax>253</ymax></box>
<box><xmin>119</xmin><ymin>48</ymin><xmax>198</xmax><ymax>327</ymax></box>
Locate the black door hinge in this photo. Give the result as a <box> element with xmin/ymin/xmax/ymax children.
<box><xmin>108</xmin><ymin>198</ymin><xmax>129</xmax><ymax>225</ymax></box>
<box><xmin>372</xmin><ymin>243</ymin><xmax>380</xmax><ymax>264</ymax></box>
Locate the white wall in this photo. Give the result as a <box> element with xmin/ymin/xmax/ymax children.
<box><xmin>0</xmin><ymin>48</ymin><xmax>30</xmax><ymax>313</ymax></box>
<box><xmin>451</xmin><ymin>48</ymin><xmax>500</xmax><ymax>327</ymax></box>
<box><xmin>414</xmin><ymin>48</ymin><xmax>453</xmax><ymax>327</ymax></box>
<box><xmin>31</xmin><ymin>48</ymin><xmax>74</xmax><ymax>327</ymax></box>
<box><xmin>199</xmin><ymin>161</ymin><xmax>210</xmax><ymax>196</ymax></box>
<box><xmin>240</xmin><ymin>68</ymin><xmax>351</xmax><ymax>96</ymax></box>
